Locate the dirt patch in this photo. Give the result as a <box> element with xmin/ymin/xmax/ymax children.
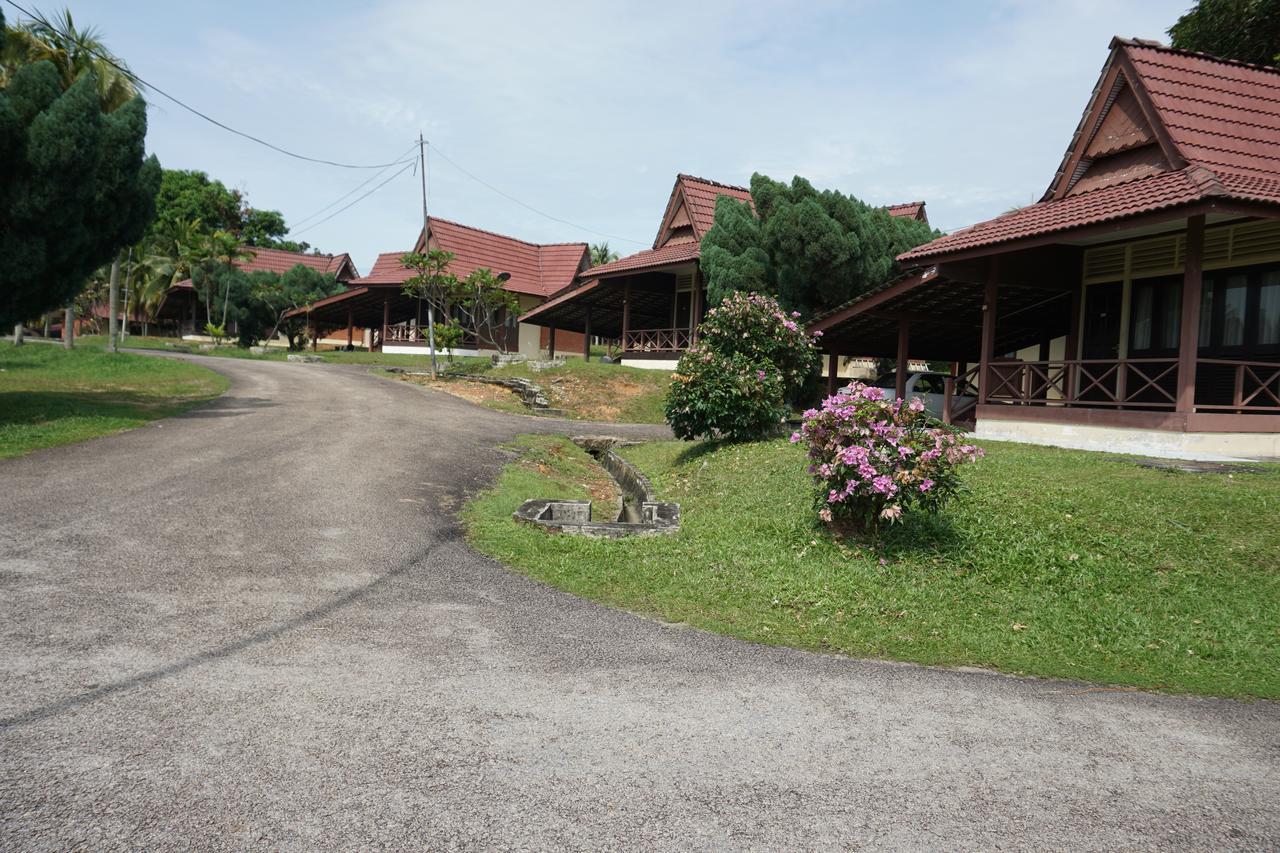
<box><xmin>401</xmin><ymin>376</ymin><xmax>525</xmax><ymax>413</ymax></box>
<box><xmin>542</xmin><ymin>372</ymin><xmax>666</xmax><ymax>421</ymax></box>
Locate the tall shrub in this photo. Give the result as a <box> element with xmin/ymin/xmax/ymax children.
<box><xmin>665</xmin><ymin>292</ymin><xmax>820</xmax><ymax>441</ymax></box>
<box><xmin>793</xmin><ymin>381</ymin><xmax>983</xmax><ymax>534</ymax></box>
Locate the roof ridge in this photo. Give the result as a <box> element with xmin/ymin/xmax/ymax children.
<box><xmin>428</xmin><ymin>215</ymin><xmax>588</xmax><ymax>250</ymax></box>
<box><xmin>1115</xmin><ymin>36</ymin><xmax>1280</xmax><ymax>76</ymax></box>
<box><xmin>677</xmin><ymin>173</ymin><xmax>751</xmax><ymax>193</ymax></box>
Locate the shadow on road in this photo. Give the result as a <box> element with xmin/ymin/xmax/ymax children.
<box><xmin>176</xmin><ymin>395</ymin><xmax>277</xmax><ymax>418</ymax></box>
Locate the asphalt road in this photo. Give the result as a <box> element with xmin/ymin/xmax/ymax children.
<box><xmin>1</xmin><ymin>356</ymin><xmax>1277</xmax><ymax>850</ymax></box>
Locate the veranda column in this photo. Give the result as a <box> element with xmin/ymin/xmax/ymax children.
<box><xmin>381</xmin><ymin>296</ymin><xmax>390</xmax><ymax>350</ymax></box>
<box><xmin>622</xmin><ymin>279</ymin><xmax>632</xmax><ymax>353</ymax></box>
<box><xmin>690</xmin><ymin>274</ymin><xmax>702</xmax><ymax>345</ymax></box>
<box><xmin>1176</xmin><ymin>215</ymin><xmax>1206</xmax><ymax>414</ymax></box>
<box><xmin>895</xmin><ymin>318</ymin><xmax>910</xmax><ymax>400</ymax></box>
<box><xmin>1064</xmin><ymin>287</ymin><xmax>1081</xmax><ymax>402</ymax></box>
<box><xmin>978</xmin><ymin>259</ymin><xmax>1001</xmax><ymax>405</ymax></box>
<box><xmin>826</xmin><ymin>352</ymin><xmax>839</xmax><ymax>397</ymax></box>
<box><xmin>582</xmin><ymin>307</ymin><xmax>592</xmax><ymax>361</ymax></box>
<box><xmin>346</xmin><ymin>306</ymin><xmax>354</xmax><ymax>350</ymax></box>
<box><xmin>548</xmin><ymin>326</ymin><xmax>557</xmax><ymax>359</ymax></box>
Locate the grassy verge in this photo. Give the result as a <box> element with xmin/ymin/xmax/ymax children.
<box><xmin>465</xmin><ymin>436</ymin><xmax>1280</xmax><ymax>699</ymax></box>
<box><xmin>0</xmin><ymin>342</ymin><xmax>228</xmax><ymax>459</ymax></box>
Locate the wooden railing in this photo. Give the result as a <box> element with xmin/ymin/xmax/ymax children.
<box><xmin>1196</xmin><ymin>358</ymin><xmax>1280</xmax><ymax>413</ymax></box>
<box><xmin>941</xmin><ymin>356</ymin><xmax>1280</xmax><ymax>419</ymax></box>
<box><xmin>984</xmin><ymin>358</ymin><xmax>1180</xmax><ymax>409</ymax></box>
<box><xmin>942</xmin><ymin>364</ymin><xmax>980</xmax><ymax>424</ymax></box>
<box><xmin>384</xmin><ymin>325</ymin><xmax>427</xmax><ymax>343</ymax></box>
<box><xmin>623</xmin><ymin>327</ymin><xmax>692</xmax><ymax>353</ymax></box>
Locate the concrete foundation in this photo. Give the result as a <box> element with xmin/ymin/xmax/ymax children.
<box><xmin>973</xmin><ymin>417</ymin><xmax>1280</xmax><ymax>462</ymax></box>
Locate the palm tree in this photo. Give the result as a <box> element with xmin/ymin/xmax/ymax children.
<box><xmin>130</xmin><ymin>217</ymin><xmax>206</xmax><ymax>329</ymax></box>
<box><xmin>4</xmin><ymin>8</ymin><xmax>137</xmax><ymax>111</ymax></box>
<box><xmin>202</xmin><ymin>230</ymin><xmax>255</xmax><ymax>329</ymax></box>
<box><xmin>590</xmin><ymin>242</ymin><xmax>620</xmax><ymax>267</ymax></box>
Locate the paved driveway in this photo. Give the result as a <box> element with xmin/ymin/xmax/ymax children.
<box><xmin>1</xmin><ymin>357</ymin><xmax>1276</xmax><ymax>850</ymax></box>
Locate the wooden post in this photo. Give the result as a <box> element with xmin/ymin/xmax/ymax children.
<box><xmin>1065</xmin><ymin>286</ymin><xmax>1081</xmax><ymax>402</ymax></box>
<box><xmin>690</xmin><ymin>275</ymin><xmax>702</xmax><ymax>345</ymax></box>
<box><xmin>346</xmin><ymin>306</ymin><xmax>354</xmax><ymax>350</ymax></box>
<box><xmin>826</xmin><ymin>352</ymin><xmax>839</xmax><ymax>397</ymax></box>
<box><xmin>943</xmin><ymin>377</ymin><xmax>955</xmax><ymax>424</ymax></box>
<box><xmin>310</xmin><ymin>321</ymin><xmax>318</xmax><ymax>351</ymax></box>
<box><xmin>582</xmin><ymin>307</ymin><xmax>592</xmax><ymax>361</ymax></box>
<box><xmin>895</xmin><ymin>318</ymin><xmax>910</xmax><ymax>400</ymax></box>
<box><xmin>548</xmin><ymin>326</ymin><xmax>557</xmax><ymax>359</ymax></box>
<box><xmin>381</xmin><ymin>295</ymin><xmax>390</xmax><ymax>350</ymax></box>
<box><xmin>622</xmin><ymin>279</ymin><xmax>632</xmax><ymax>352</ymax></box>
<box><xmin>1176</xmin><ymin>214</ymin><xmax>1205</xmax><ymax>414</ymax></box>
<box><xmin>978</xmin><ymin>260</ymin><xmax>1000</xmax><ymax>405</ymax></box>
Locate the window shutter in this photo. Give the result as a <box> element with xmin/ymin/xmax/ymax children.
<box><xmin>1083</xmin><ymin>245</ymin><xmax>1125</xmax><ymax>281</ymax></box>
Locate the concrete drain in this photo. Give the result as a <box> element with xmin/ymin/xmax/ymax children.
<box><xmin>514</xmin><ymin>436</ymin><xmax>680</xmax><ymax>538</ymax></box>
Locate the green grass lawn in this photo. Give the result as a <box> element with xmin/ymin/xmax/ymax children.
<box><xmin>0</xmin><ymin>342</ymin><xmax>228</xmax><ymax>459</ymax></box>
<box><xmin>465</xmin><ymin>435</ymin><xmax>1280</xmax><ymax>699</ymax></box>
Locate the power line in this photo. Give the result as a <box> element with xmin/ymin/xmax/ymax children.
<box><xmin>428</xmin><ymin>142</ymin><xmax>646</xmax><ymax>246</ymax></box>
<box><xmin>2</xmin><ymin>0</ymin><xmax>413</xmax><ymax>170</ymax></box>
<box><xmin>288</xmin><ymin>160</ymin><xmax>416</xmax><ymax>236</ymax></box>
<box><xmin>289</xmin><ymin>140</ymin><xmax>420</xmax><ymax>229</ymax></box>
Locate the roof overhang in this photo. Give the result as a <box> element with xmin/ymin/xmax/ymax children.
<box><xmin>810</xmin><ymin>265</ymin><xmax>1075</xmax><ymax>362</ymax></box>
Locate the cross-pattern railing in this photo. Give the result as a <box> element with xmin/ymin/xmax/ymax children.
<box><xmin>984</xmin><ymin>358</ymin><xmax>1180</xmax><ymax>408</ymax></box>
<box><xmin>1197</xmin><ymin>358</ymin><xmax>1280</xmax><ymax>412</ymax></box>
<box><xmin>942</xmin><ymin>363</ymin><xmax>981</xmax><ymax>424</ymax></box>
<box><xmin>623</xmin><ymin>327</ymin><xmax>692</xmax><ymax>352</ymax></box>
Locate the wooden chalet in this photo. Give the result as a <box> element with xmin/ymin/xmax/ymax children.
<box><xmin>519</xmin><ymin>173</ymin><xmax>929</xmax><ymax>369</ymax></box>
<box><xmin>155</xmin><ymin>246</ymin><xmax>359</xmax><ymax>338</ymax></box>
<box><xmin>810</xmin><ymin>38</ymin><xmax>1280</xmax><ymax>460</ymax></box>
<box><xmin>292</xmin><ymin>218</ymin><xmax>590</xmax><ymax>357</ymax></box>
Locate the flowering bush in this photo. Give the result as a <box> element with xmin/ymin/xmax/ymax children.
<box><xmin>793</xmin><ymin>380</ymin><xmax>984</xmax><ymax>534</ymax></box>
<box><xmin>666</xmin><ymin>350</ymin><xmax>787</xmax><ymax>441</ymax></box>
<box><xmin>665</xmin><ymin>292</ymin><xmax>821</xmax><ymax>441</ymax></box>
<box><xmin>696</xmin><ymin>292</ymin><xmax>821</xmax><ymax>400</ymax></box>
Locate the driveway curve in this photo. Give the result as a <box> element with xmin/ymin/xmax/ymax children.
<box><xmin>1</xmin><ymin>356</ymin><xmax>1276</xmax><ymax>850</ymax></box>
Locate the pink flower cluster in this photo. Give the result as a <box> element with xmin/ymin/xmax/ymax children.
<box><xmin>792</xmin><ymin>380</ymin><xmax>984</xmax><ymax>531</ymax></box>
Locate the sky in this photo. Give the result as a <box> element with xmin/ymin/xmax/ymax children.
<box><xmin>52</xmin><ymin>0</ymin><xmax>1190</xmax><ymax>275</ymax></box>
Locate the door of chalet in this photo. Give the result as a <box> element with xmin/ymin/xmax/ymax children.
<box><xmin>1081</xmin><ymin>282</ymin><xmax>1123</xmax><ymax>403</ymax></box>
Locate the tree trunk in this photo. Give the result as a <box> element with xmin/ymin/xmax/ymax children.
<box><xmin>108</xmin><ymin>253</ymin><xmax>122</xmax><ymax>353</ymax></box>
<box><xmin>427</xmin><ymin>302</ymin><xmax>438</xmax><ymax>378</ymax></box>
<box><xmin>63</xmin><ymin>307</ymin><xmax>74</xmax><ymax>349</ymax></box>
<box><xmin>13</xmin><ymin>323</ymin><xmax>24</xmax><ymax>346</ymax></box>
<box><xmin>42</xmin><ymin>314</ymin><xmax>50</xmax><ymax>338</ymax></box>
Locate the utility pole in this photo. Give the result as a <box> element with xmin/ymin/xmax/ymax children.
<box><xmin>419</xmin><ymin>132</ymin><xmax>438</xmax><ymax>378</ymax></box>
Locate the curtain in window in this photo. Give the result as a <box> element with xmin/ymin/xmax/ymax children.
<box><xmin>1131</xmin><ymin>284</ymin><xmax>1153</xmax><ymax>351</ymax></box>
<box><xmin>1259</xmin><ymin>272</ymin><xmax>1280</xmax><ymax>346</ymax></box>
<box><xmin>1222</xmin><ymin>275</ymin><xmax>1248</xmax><ymax>346</ymax></box>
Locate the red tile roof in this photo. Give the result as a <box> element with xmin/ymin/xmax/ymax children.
<box><xmin>671</xmin><ymin>174</ymin><xmax>753</xmax><ymax>241</ymax></box>
<box><xmin>408</xmin><ymin>217</ymin><xmax>588</xmax><ymax>298</ymax></box>
<box><xmin>886</xmin><ymin>201</ymin><xmax>928</xmax><ymax>222</ymax></box>
<box><xmin>901</xmin><ymin>38</ymin><xmax>1280</xmax><ymax>263</ymax></box>
<box><xmin>577</xmin><ymin>242</ymin><xmax>701</xmax><ymax>279</ymax></box>
<box><xmin>355</xmin><ymin>252</ymin><xmax>417</xmax><ymax>285</ymax></box>
<box><xmin>237</xmin><ymin>246</ymin><xmax>358</xmax><ymax>280</ymax></box>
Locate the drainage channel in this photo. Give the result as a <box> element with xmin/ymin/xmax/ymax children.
<box><xmin>513</xmin><ymin>436</ymin><xmax>680</xmax><ymax>538</ymax></box>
